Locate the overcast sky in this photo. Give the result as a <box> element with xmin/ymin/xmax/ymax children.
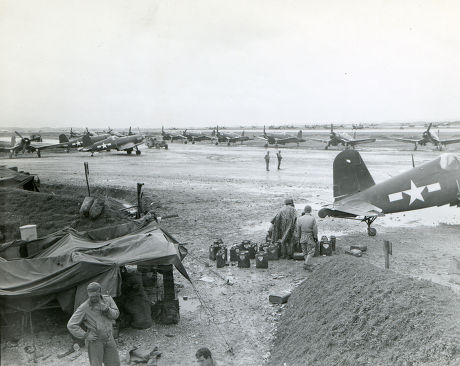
<box><xmin>0</xmin><ymin>0</ymin><xmax>459</xmax><ymax>129</ymax></box>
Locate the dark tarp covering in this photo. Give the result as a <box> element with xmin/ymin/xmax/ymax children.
<box><xmin>0</xmin><ymin>221</ymin><xmax>189</xmax><ymax>313</ymax></box>
<box><xmin>0</xmin><ymin>166</ymin><xmax>38</xmax><ymax>191</ymax></box>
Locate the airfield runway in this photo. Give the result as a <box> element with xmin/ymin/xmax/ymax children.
<box><xmin>1</xmin><ymin>142</ymin><xmax>459</xmax><ymax>365</ymax></box>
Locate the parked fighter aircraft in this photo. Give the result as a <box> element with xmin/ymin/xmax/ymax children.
<box><xmin>161</xmin><ymin>126</ymin><xmax>187</xmax><ymax>142</ymax></box>
<box><xmin>258</xmin><ymin>126</ymin><xmax>305</xmax><ymax>147</ymax></box>
<box><xmin>318</xmin><ymin>150</ymin><xmax>460</xmax><ymax>235</ymax></box>
<box><xmin>182</xmin><ymin>129</ymin><xmax>213</xmax><ymax>144</ymax></box>
<box><xmin>394</xmin><ymin>123</ymin><xmax>460</xmax><ymax>150</ymax></box>
<box><xmin>309</xmin><ymin>124</ymin><xmax>375</xmax><ymax>149</ymax></box>
<box><xmin>81</xmin><ymin>131</ymin><xmax>145</xmax><ymax>156</ymax></box>
<box><xmin>58</xmin><ymin>131</ymin><xmax>110</xmax><ymax>151</ymax></box>
<box><xmin>212</xmin><ymin>126</ymin><xmax>250</xmax><ymax>145</ymax></box>
<box><xmin>0</xmin><ymin>132</ymin><xmax>66</xmax><ymax>158</ymax></box>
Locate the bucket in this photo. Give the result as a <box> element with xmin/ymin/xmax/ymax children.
<box><xmin>255</xmin><ymin>252</ymin><xmax>268</xmax><ymax>269</ymax></box>
<box><xmin>237</xmin><ymin>251</ymin><xmax>250</xmax><ymax>268</ymax></box>
<box><xmin>19</xmin><ymin>225</ymin><xmax>37</xmax><ymax>241</ymax></box>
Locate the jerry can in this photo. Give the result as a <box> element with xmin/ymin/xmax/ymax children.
<box><xmin>230</xmin><ymin>245</ymin><xmax>240</xmax><ymax>262</ymax></box>
<box><xmin>216</xmin><ymin>248</ymin><xmax>227</xmax><ymax>268</ymax></box>
<box><xmin>237</xmin><ymin>251</ymin><xmax>250</xmax><ymax>268</ymax></box>
<box><xmin>330</xmin><ymin>236</ymin><xmax>336</xmax><ymax>251</ymax></box>
<box><xmin>242</xmin><ymin>240</ymin><xmax>256</xmax><ymax>259</ymax></box>
<box><xmin>320</xmin><ymin>236</ymin><xmax>332</xmax><ymax>256</ymax></box>
<box><xmin>209</xmin><ymin>244</ymin><xmax>220</xmax><ymax>261</ymax></box>
<box><xmin>267</xmin><ymin>245</ymin><xmax>279</xmax><ymax>260</ymax></box>
<box><xmin>255</xmin><ymin>252</ymin><xmax>268</xmax><ymax>269</ymax></box>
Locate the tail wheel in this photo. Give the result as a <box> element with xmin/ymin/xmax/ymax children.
<box><xmin>367</xmin><ymin>227</ymin><xmax>377</xmax><ymax>236</ymax></box>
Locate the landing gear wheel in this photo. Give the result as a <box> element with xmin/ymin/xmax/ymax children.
<box><xmin>367</xmin><ymin>227</ymin><xmax>377</xmax><ymax>236</ymax></box>
<box><xmin>264</xmin><ymin>143</ymin><xmax>268</xmax><ymax>148</ymax></box>
<box><xmin>127</xmin><ymin>150</ymin><xmax>132</xmax><ymax>155</ymax></box>
<box><xmin>227</xmin><ymin>142</ymin><xmax>231</xmax><ymax>146</ymax></box>
<box><xmin>192</xmin><ymin>141</ymin><xmax>195</xmax><ymax>144</ymax></box>
<box><xmin>183</xmin><ymin>140</ymin><xmax>188</xmax><ymax>144</ymax></box>
<box><xmin>275</xmin><ymin>144</ymin><xmax>279</xmax><ymax>149</ymax></box>
<box><xmin>165</xmin><ymin>144</ymin><xmax>168</xmax><ymax>150</ymax></box>
<box><xmin>136</xmin><ymin>150</ymin><xmax>141</xmax><ymax>155</ymax></box>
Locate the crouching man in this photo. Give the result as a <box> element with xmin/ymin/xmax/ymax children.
<box><xmin>67</xmin><ymin>282</ymin><xmax>120</xmax><ymax>366</ymax></box>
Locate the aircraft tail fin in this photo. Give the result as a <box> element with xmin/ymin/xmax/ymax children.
<box><xmin>333</xmin><ymin>150</ymin><xmax>375</xmax><ymax>200</ymax></box>
<box><xmin>82</xmin><ymin>134</ymin><xmax>93</xmax><ymax>147</ymax></box>
<box><xmin>298</xmin><ymin>130</ymin><xmax>302</xmax><ymax>139</ymax></box>
<box><xmin>59</xmin><ymin>134</ymin><xmax>69</xmax><ymax>143</ymax></box>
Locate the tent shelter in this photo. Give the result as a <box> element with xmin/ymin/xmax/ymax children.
<box><xmin>0</xmin><ymin>221</ymin><xmax>189</xmax><ymax>314</ymax></box>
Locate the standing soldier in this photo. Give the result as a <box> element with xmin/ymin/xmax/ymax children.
<box><xmin>276</xmin><ymin>150</ymin><xmax>282</xmax><ymax>170</ymax></box>
<box><xmin>67</xmin><ymin>282</ymin><xmax>120</xmax><ymax>366</ymax></box>
<box><xmin>264</xmin><ymin>151</ymin><xmax>270</xmax><ymax>171</ymax></box>
<box><xmin>296</xmin><ymin>205</ymin><xmax>318</xmax><ymax>271</ymax></box>
<box><xmin>271</xmin><ymin>198</ymin><xmax>297</xmax><ymax>259</ymax></box>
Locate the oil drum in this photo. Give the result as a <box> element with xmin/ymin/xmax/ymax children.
<box><xmin>255</xmin><ymin>252</ymin><xmax>268</xmax><ymax>268</ymax></box>
<box><xmin>237</xmin><ymin>251</ymin><xmax>250</xmax><ymax>268</ymax></box>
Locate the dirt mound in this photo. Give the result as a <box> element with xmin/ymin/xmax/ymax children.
<box><xmin>268</xmin><ymin>256</ymin><xmax>459</xmax><ymax>366</ymax></box>
<box><xmin>0</xmin><ymin>186</ymin><xmax>134</xmax><ymax>241</ymax></box>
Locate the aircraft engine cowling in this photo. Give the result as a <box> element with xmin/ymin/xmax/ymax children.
<box><xmin>318</xmin><ymin>208</ymin><xmax>330</xmax><ymax>218</ymax></box>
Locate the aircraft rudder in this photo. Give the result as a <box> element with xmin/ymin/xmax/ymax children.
<box><xmin>332</xmin><ymin>150</ymin><xmax>375</xmax><ymax>199</ymax></box>
<box><xmin>59</xmin><ymin>134</ymin><xmax>69</xmax><ymax>143</ymax></box>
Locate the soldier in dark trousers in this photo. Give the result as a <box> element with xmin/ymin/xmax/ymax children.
<box><xmin>264</xmin><ymin>151</ymin><xmax>270</xmax><ymax>171</ymax></box>
<box><xmin>276</xmin><ymin>150</ymin><xmax>282</xmax><ymax>170</ymax></box>
<box><xmin>67</xmin><ymin>282</ymin><xmax>120</xmax><ymax>366</ymax></box>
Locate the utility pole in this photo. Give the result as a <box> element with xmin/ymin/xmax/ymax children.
<box><xmin>383</xmin><ymin>240</ymin><xmax>392</xmax><ymax>269</ymax></box>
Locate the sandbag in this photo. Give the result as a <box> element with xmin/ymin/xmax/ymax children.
<box><xmin>89</xmin><ymin>198</ymin><xmax>105</xmax><ymax>219</ymax></box>
<box><xmin>79</xmin><ymin>196</ymin><xmax>95</xmax><ymax>217</ymax></box>
<box><xmin>120</xmin><ymin>270</ymin><xmax>152</xmax><ymax>329</ymax></box>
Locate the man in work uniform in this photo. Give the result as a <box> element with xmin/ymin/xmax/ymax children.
<box><xmin>276</xmin><ymin>150</ymin><xmax>282</xmax><ymax>170</ymax></box>
<box><xmin>196</xmin><ymin>347</ymin><xmax>217</xmax><ymax>365</ymax></box>
<box><xmin>67</xmin><ymin>282</ymin><xmax>120</xmax><ymax>366</ymax></box>
<box><xmin>271</xmin><ymin>198</ymin><xmax>297</xmax><ymax>259</ymax></box>
<box><xmin>264</xmin><ymin>151</ymin><xmax>270</xmax><ymax>171</ymax></box>
<box><xmin>296</xmin><ymin>205</ymin><xmax>318</xmax><ymax>271</ymax></box>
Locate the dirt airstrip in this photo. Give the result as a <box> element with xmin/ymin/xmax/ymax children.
<box><xmin>0</xmin><ymin>141</ymin><xmax>459</xmax><ymax>365</ymax></box>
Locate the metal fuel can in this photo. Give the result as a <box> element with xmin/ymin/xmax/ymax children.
<box><xmin>237</xmin><ymin>251</ymin><xmax>250</xmax><ymax>268</ymax></box>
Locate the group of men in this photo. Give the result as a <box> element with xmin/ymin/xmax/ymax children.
<box><xmin>270</xmin><ymin>198</ymin><xmax>318</xmax><ymax>271</ymax></box>
<box><xmin>264</xmin><ymin>150</ymin><xmax>282</xmax><ymax>171</ymax></box>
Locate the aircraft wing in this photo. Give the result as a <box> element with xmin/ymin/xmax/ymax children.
<box><xmin>257</xmin><ymin>136</ymin><xmax>268</xmax><ymax>141</ymax></box>
<box><xmin>30</xmin><ymin>142</ymin><xmax>68</xmax><ymax>150</ymax></box>
<box><xmin>350</xmin><ymin>138</ymin><xmax>376</xmax><ymax>145</ymax></box>
<box><xmin>117</xmin><ymin>141</ymin><xmax>144</xmax><ymax>151</ymax></box>
<box><xmin>308</xmin><ymin>138</ymin><xmax>329</xmax><ymax>144</ymax></box>
<box><xmin>321</xmin><ymin>199</ymin><xmax>383</xmax><ymax>218</ymax></box>
<box><xmin>441</xmin><ymin>138</ymin><xmax>460</xmax><ymax>145</ymax></box>
<box><xmin>394</xmin><ymin>137</ymin><xmax>422</xmax><ymax>144</ymax></box>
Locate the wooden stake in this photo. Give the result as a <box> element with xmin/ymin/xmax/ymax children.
<box><xmin>383</xmin><ymin>240</ymin><xmax>392</xmax><ymax>269</ymax></box>
<box><xmin>136</xmin><ymin>183</ymin><xmax>144</xmax><ymax>219</ymax></box>
<box><xmin>84</xmin><ymin>162</ymin><xmax>90</xmax><ymax>197</ymax></box>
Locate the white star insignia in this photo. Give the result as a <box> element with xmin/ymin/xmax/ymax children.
<box><xmin>403</xmin><ymin>180</ymin><xmax>425</xmax><ymax>205</ymax></box>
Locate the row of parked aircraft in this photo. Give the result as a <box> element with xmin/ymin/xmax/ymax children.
<box><xmin>1</xmin><ymin>123</ymin><xmax>460</xmax><ymax>158</ymax></box>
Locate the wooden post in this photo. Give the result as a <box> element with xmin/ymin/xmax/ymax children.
<box><xmin>84</xmin><ymin>162</ymin><xmax>90</xmax><ymax>197</ymax></box>
<box><xmin>136</xmin><ymin>183</ymin><xmax>144</xmax><ymax>219</ymax></box>
<box><xmin>383</xmin><ymin>240</ymin><xmax>392</xmax><ymax>269</ymax></box>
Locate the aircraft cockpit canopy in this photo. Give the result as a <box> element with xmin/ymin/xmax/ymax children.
<box><xmin>440</xmin><ymin>154</ymin><xmax>460</xmax><ymax>170</ymax></box>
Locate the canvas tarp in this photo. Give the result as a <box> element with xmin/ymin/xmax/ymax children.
<box><xmin>0</xmin><ymin>166</ymin><xmax>38</xmax><ymax>191</ymax></box>
<box><xmin>0</xmin><ymin>221</ymin><xmax>189</xmax><ymax>313</ymax></box>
